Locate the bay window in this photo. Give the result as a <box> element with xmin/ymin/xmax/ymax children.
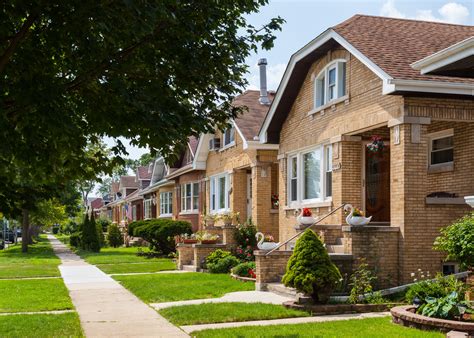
<box><xmin>160</xmin><ymin>191</ymin><xmax>173</xmax><ymax>216</ymax></box>
<box><xmin>181</xmin><ymin>182</ymin><xmax>199</xmax><ymax>212</ymax></box>
<box><xmin>314</xmin><ymin>60</ymin><xmax>347</xmax><ymax>108</ymax></box>
<box><xmin>287</xmin><ymin>144</ymin><xmax>332</xmax><ymax>206</ymax></box>
<box><xmin>210</xmin><ymin>173</ymin><xmax>230</xmax><ymax>213</ymax></box>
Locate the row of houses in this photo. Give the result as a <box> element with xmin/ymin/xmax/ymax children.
<box><xmin>100</xmin><ymin>15</ymin><xmax>473</xmax><ymax>287</ymax></box>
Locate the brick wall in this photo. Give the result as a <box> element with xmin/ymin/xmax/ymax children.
<box><xmin>177</xmin><ymin>244</ymin><xmax>194</xmax><ymax>268</ymax></box>
<box><xmin>173</xmin><ymin>170</ymin><xmax>205</xmax><ymax>231</ymax></box>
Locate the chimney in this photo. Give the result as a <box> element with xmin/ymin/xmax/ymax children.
<box><xmin>258</xmin><ymin>58</ymin><xmax>270</xmax><ymax>105</ymax></box>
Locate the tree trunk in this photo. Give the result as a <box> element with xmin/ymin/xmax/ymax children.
<box><xmin>21</xmin><ymin>209</ymin><xmax>29</xmax><ymax>253</ymax></box>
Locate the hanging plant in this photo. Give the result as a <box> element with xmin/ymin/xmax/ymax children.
<box><xmin>366</xmin><ymin>135</ymin><xmax>385</xmax><ymax>154</ymax></box>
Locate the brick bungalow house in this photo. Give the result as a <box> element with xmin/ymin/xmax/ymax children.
<box><xmin>166</xmin><ymin>136</ymin><xmax>204</xmax><ymax>231</ymax></box>
<box><xmin>192</xmin><ymin>85</ymin><xmax>280</xmax><ymax>236</ymax></box>
<box><xmin>139</xmin><ymin>156</ymin><xmax>175</xmax><ymax>219</ymax></box>
<box><xmin>256</xmin><ymin>15</ymin><xmax>474</xmax><ymax>288</ymax></box>
<box><xmin>109</xmin><ymin>176</ymin><xmax>138</xmax><ymax>224</ymax></box>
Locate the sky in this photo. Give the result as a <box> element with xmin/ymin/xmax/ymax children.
<box><xmin>107</xmin><ymin>0</ymin><xmax>473</xmax><ymax>160</ymax></box>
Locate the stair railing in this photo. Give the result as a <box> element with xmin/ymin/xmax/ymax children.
<box><xmin>264</xmin><ymin>203</ymin><xmax>348</xmax><ymax>256</ymax></box>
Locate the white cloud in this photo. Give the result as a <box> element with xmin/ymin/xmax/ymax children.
<box><xmin>438</xmin><ymin>2</ymin><xmax>470</xmax><ymax>24</ymax></box>
<box><xmin>246</xmin><ymin>62</ymin><xmax>286</xmax><ymax>91</ymax></box>
<box><xmin>380</xmin><ymin>1</ymin><xmax>470</xmax><ymax>24</ymax></box>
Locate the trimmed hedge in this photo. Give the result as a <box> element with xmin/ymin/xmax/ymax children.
<box><xmin>129</xmin><ymin>219</ymin><xmax>192</xmax><ymax>254</ymax></box>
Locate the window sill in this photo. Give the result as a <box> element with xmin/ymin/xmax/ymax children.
<box><xmin>159</xmin><ymin>214</ymin><xmax>173</xmax><ymax>218</ymax></box>
<box><xmin>179</xmin><ymin>211</ymin><xmax>199</xmax><ymax>216</ymax></box>
<box><xmin>284</xmin><ymin>200</ymin><xmax>333</xmax><ymax>210</ymax></box>
<box><xmin>219</xmin><ymin>142</ymin><xmax>236</xmax><ymax>152</ymax></box>
<box><xmin>428</xmin><ymin>162</ymin><xmax>453</xmax><ymax>174</ymax></box>
<box><xmin>307</xmin><ymin>95</ymin><xmax>349</xmax><ymax>116</ymax></box>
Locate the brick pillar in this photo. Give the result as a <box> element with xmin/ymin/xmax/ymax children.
<box><xmin>390</xmin><ymin>122</ymin><xmax>433</xmax><ymax>283</ymax></box>
<box><xmin>252</xmin><ymin>165</ymin><xmax>278</xmax><ymax>237</ymax></box>
<box><xmin>231</xmin><ymin>170</ymin><xmax>248</xmax><ymax>221</ymax></box>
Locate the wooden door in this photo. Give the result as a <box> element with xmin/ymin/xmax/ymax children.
<box><xmin>364</xmin><ymin>145</ymin><xmax>390</xmax><ymax>222</ymax></box>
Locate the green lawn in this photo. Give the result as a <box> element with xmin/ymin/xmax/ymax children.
<box><xmin>0</xmin><ymin>279</ymin><xmax>73</xmax><ymax>313</ymax></box>
<box><xmin>54</xmin><ymin>234</ymin><xmax>70</xmax><ymax>245</ymax></box>
<box><xmin>160</xmin><ymin>302</ymin><xmax>310</xmax><ymax>325</ymax></box>
<box><xmin>78</xmin><ymin>246</ymin><xmax>161</xmax><ymax>264</ymax></box>
<box><xmin>97</xmin><ymin>260</ymin><xmax>176</xmax><ymax>274</ymax></box>
<box><xmin>192</xmin><ymin>317</ymin><xmax>443</xmax><ymax>337</ymax></box>
<box><xmin>0</xmin><ymin>313</ymin><xmax>83</xmax><ymax>337</ymax></box>
<box><xmin>0</xmin><ymin>236</ymin><xmax>60</xmax><ymax>279</ymax></box>
<box><xmin>114</xmin><ymin>273</ymin><xmax>254</xmax><ymax>303</ymax></box>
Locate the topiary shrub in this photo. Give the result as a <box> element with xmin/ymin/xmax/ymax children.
<box><xmin>434</xmin><ymin>213</ymin><xmax>474</xmax><ymax>271</ymax></box>
<box><xmin>96</xmin><ymin>223</ymin><xmax>105</xmax><ymax>247</ymax></box>
<box><xmin>69</xmin><ymin>231</ymin><xmax>81</xmax><ymax>248</ymax></box>
<box><xmin>282</xmin><ymin>229</ymin><xmax>341</xmax><ymax>303</ymax></box>
<box><xmin>81</xmin><ymin>212</ymin><xmax>100</xmax><ymax>252</ymax></box>
<box><xmin>205</xmin><ymin>250</ymin><xmax>240</xmax><ymax>273</ymax></box>
<box><xmin>97</xmin><ymin>218</ymin><xmax>111</xmax><ymax>233</ymax></box>
<box><xmin>107</xmin><ymin>223</ymin><xmax>123</xmax><ymax>248</ymax></box>
<box><xmin>232</xmin><ymin>261</ymin><xmax>256</xmax><ymax>278</ymax></box>
<box><xmin>132</xmin><ymin>219</ymin><xmax>192</xmax><ymax>254</ymax></box>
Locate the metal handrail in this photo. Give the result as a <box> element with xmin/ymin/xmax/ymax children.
<box><xmin>264</xmin><ymin>203</ymin><xmax>348</xmax><ymax>255</ymax></box>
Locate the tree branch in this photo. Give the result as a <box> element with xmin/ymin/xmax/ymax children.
<box><xmin>0</xmin><ymin>13</ymin><xmax>38</xmax><ymax>74</ymax></box>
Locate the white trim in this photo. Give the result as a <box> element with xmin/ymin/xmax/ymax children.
<box><xmin>234</xmin><ymin>122</ymin><xmax>249</xmax><ymax>149</ymax></box>
<box><xmin>219</xmin><ymin>141</ymin><xmax>236</xmax><ymax>152</ymax></box>
<box><xmin>244</xmin><ymin>142</ymin><xmax>279</xmax><ymax>150</ymax></box>
<box><xmin>308</xmin><ymin>94</ymin><xmax>348</xmax><ymax>116</ymax></box>
<box><xmin>411</xmin><ymin>37</ymin><xmax>474</xmax><ymax>75</ymax></box>
<box><xmin>180</xmin><ymin>182</ymin><xmax>199</xmax><ymax>213</ymax></box>
<box><xmin>209</xmin><ymin>172</ymin><xmax>230</xmax><ymax>213</ymax></box>
<box><xmin>259</xmin><ymin>29</ymin><xmax>392</xmax><ymax>143</ymax></box>
<box><xmin>384</xmin><ymin>79</ymin><xmax>474</xmax><ymax>96</ymax></box>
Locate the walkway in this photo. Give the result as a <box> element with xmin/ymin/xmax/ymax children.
<box><xmin>48</xmin><ymin>235</ymin><xmax>187</xmax><ymax>337</ymax></box>
<box><xmin>180</xmin><ymin>311</ymin><xmax>391</xmax><ymax>334</ymax></box>
<box><xmin>151</xmin><ymin>290</ymin><xmax>293</xmax><ymax>310</ymax></box>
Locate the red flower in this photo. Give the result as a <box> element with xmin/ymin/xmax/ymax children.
<box><xmin>249</xmin><ymin>269</ymin><xmax>256</xmax><ymax>279</ymax></box>
<box><xmin>302</xmin><ymin>208</ymin><xmax>312</xmax><ymax>217</ymax></box>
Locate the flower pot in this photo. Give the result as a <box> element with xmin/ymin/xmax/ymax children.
<box><xmin>347</xmin><ymin>216</ymin><xmax>372</xmax><ymax>226</ymax></box>
<box><xmin>201</xmin><ymin>240</ymin><xmax>218</xmax><ymax>244</ymax></box>
<box><xmin>205</xmin><ymin>220</ymin><xmax>215</xmax><ymax>227</ymax></box>
<box><xmin>298</xmin><ymin>216</ymin><xmax>316</xmax><ymax>226</ymax></box>
<box><xmin>182</xmin><ymin>239</ymin><xmax>198</xmax><ymax>244</ymax></box>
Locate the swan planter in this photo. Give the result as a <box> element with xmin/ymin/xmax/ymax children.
<box><xmin>256</xmin><ymin>232</ymin><xmax>280</xmax><ymax>251</ymax></box>
<box><xmin>344</xmin><ymin>204</ymin><xmax>372</xmax><ymax>226</ymax></box>
<box><xmin>294</xmin><ymin>208</ymin><xmax>317</xmax><ymax>230</ymax></box>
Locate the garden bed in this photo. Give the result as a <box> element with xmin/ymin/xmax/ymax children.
<box><xmin>283</xmin><ymin>300</ymin><xmax>400</xmax><ymax>316</ymax></box>
<box><xmin>391</xmin><ymin>305</ymin><xmax>474</xmax><ymax>335</ymax></box>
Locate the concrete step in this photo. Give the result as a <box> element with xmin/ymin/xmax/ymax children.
<box><xmin>326</xmin><ymin>244</ymin><xmax>345</xmax><ymax>253</ymax></box>
<box><xmin>182</xmin><ymin>265</ymin><xmax>199</xmax><ymax>272</ymax></box>
<box><xmin>267</xmin><ymin>283</ymin><xmax>299</xmax><ymax>298</ymax></box>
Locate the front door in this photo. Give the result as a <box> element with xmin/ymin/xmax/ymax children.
<box><xmin>247</xmin><ymin>174</ymin><xmax>252</xmax><ymax>221</ymax></box>
<box><xmin>364</xmin><ymin>144</ymin><xmax>390</xmax><ymax>222</ymax></box>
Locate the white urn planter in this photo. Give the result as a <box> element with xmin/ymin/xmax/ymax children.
<box><xmin>465</xmin><ymin>196</ymin><xmax>474</xmax><ymax>208</ymax></box>
<box><xmin>256</xmin><ymin>232</ymin><xmax>279</xmax><ymax>251</ymax></box>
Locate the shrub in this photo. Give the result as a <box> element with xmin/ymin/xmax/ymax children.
<box><xmin>405</xmin><ymin>273</ymin><xmax>467</xmax><ymax>308</ymax></box>
<box><xmin>132</xmin><ymin>219</ymin><xmax>192</xmax><ymax>254</ymax></box>
<box><xmin>97</xmin><ymin>218</ymin><xmax>111</xmax><ymax>233</ymax></box>
<box><xmin>61</xmin><ymin>220</ymin><xmax>78</xmax><ymax>234</ymax></box>
<box><xmin>107</xmin><ymin>223</ymin><xmax>123</xmax><ymax>248</ymax></box>
<box><xmin>81</xmin><ymin>212</ymin><xmax>100</xmax><ymax>252</ymax></box>
<box><xmin>234</xmin><ymin>221</ymin><xmax>258</xmax><ymax>261</ymax></box>
<box><xmin>232</xmin><ymin>261</ymin><xmax>256</xmax><ymax>278</ymax></box>
<box><xmin>348</xmin><ymin>259</ymin><xmax>378</xmax><ymax>304</ymax></box>
<box><xmin>128</xmin><ymin>220</ymin><xmax>147</xmax><ymax>236</ymax></box>
<box><xmin>96</xmin><ymin>223</ymin><xmax>105</xmax><ymax>247</ymax></box>
<box><xmin>434</xmin><ymin>213</ymin><xmax>474</xmax><ymax>270</ymax></box>
<box><xmin>422</xmin><ymin>292</ymin><xmax>468</xmax><ymax>319</ymax></box>
<box><xmin>282</xmin><ymin>229</ymin><xmax>341</xmax><ymax>303</ymax></box>
<box><xmin>206</xmin><ymin>249</ymin><xmax>240</xmax><ymax>273</ymax></box>
<box><xmin>69</xmin><ymin>231</ymin><xmax>81</xmax><ymax>247</ymax></box>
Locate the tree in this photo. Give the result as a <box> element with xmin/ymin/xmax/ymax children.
<box><xmin>30</xmin><ymin>199</ymin><xmax>67</xmax><ymax>229</ymax></box>
<box><xmin>81</xmin><ymin>212</ymin><xmax>100</xmax><ymax>252</ymax></box>
<box><xmin>434</xmin><ymin>213</ymin><xmax>474</xmax><ymax>271</ymax></box>
<box><xmin>107</xmin><ymin>224</ymin><xmax>123</xmax><ymax>248</ymax></box>
<box><xmin>282</xmin><ymin>229</ymin><xmax>341</xmax><ymax>303</ymax></box>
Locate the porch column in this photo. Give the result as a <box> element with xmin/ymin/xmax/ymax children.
<box><xmin>231</xmin><ymin>169</ymin><xmax>248</xmax><ymax>221</ymax></box>
<box><xmin>251</xmin><ymin>164</ymin><xmax>275</xmax><ymax>236</ymax></box>
<box><xmin>389</xmin><ymin>118</ymin><xmax>430</xmax><ymax>283</ymax></box>
<box><xmin>330</xmin><ymin>136</ymin><xmax>362</xmax><ymax>224</ymax></box>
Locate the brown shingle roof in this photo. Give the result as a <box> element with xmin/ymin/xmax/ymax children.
<box><xmin>137</xmin><ymin>165</ymin><xmax>152</xmax><ymax>180</ymax></box>
<box><xmin>333</xmin><ymin>15</ymin><xmax>474</xmax><ymax>84</ymax></box>
<box><xmin>111</xmin><ymin>182</ymin><xmax>120</xmax><ymax>194</ymax></box>
<box><xmin>188</xmin><ymin>136</ymin><xmax>199</xmax><ymax>155</ymax></box>
<box><xmin>234</xmin><ymin>90</ymin><xmax>275</xmax><ymax>141</ymax></box>
<box><xmin>90</xmin><ymin>198</ymin><xmax>103</xmax><ymax>210</ymax></box>
<box><xmin>120</xmin><ymin>176</ymin><xmax>138</xmax><ymax>188</ymax></box>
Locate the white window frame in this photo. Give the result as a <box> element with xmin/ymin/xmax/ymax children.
<box><xmin>314</xmin><ymin>59</ymin><xmax>347</xmax><ymax>109</ymax></box>
<box><xmin>287</xmin><ymin>144</ymin><xmax>333</xmax><ymax>208</ymax></box>
<box><xmin>132</xmin><ymin>205</ymin><xmax>137</xmax><ymax>221</ymax></box>
<box><xmin>144</xmin><ymin>199</ymin><xmax>153</xmax><ymax>220</ymax></box>
<box><xmin>210</xmin><ymin>173</ymin><xmax>230</xmax><ymax>213</ymax></box>
<box><xmin>159</xmin><ymin>191</ymin><xmax>173</xmax><ymax>217</ymax></box>
<box><xmin>428</xmin><ymin>129</ymin><xmax>454</xmax><ymax>168</ymax></box>
<box><xmin>180</xmin><ymin>182</ymin><xmax>199</xmax><ymax>213</ymax></box>
<box><xmin>222</xmin><ymin>127</ymin><xmax>235</xmax><ymax>148</ymax></box>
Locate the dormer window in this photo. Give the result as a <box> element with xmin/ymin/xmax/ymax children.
<box><xmin>222</xmin><ymin>127</ymin><xmax>235</xmax><ymax>147</ymax></box>
<box><xmin>314</xmin><ymin>60</ymin><xmax>346</xmax><ymax>108</ymax></box>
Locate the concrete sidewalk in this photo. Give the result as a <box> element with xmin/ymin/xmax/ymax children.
<box><xmin>180</xmin><ymin>311</ymin><xmax>391</xmax><ymax>333</ymax></box>
<box><xmin>48</xmin><ymin>235</ymin><xmax>187</xmax><ymax>337</ymax></box>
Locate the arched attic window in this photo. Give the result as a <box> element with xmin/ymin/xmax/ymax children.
<box><xmin>314</xmin><ymin>59</ymin><xmax>347</xmax><ymax>108</ymax></box>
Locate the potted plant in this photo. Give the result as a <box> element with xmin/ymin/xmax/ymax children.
<box><xmin>271</xmin><ymin>193</ymin><xmax>279</xmax><ymax>209</ymax></box>
<box><xmin>196</xmin><ymin>231</ymin><xmax>220</xmax><ymax>244</ymax></box>
<box><xmin>202</xmin><ymin>213</ymin><xmax>218</xmax><ymax>227</ymax></box>
<box><xmin>344</xmin><ymin>205</ymin><xmax>372</xmax><ymax>226</ymax></box>
<box><xmin>181</xmin><ymin>233</ymin><xmax>198</xmax><ymax>244</ymax></box>
<box><xmin>220</xmin><ymin>211</ymin><xmax>239</xmax><ymax>226</ymax></box>
<box><xmin>296</xmin><ymin>208</ymin><xmax>316</xmax><ymax>228</ymax></box>
<box><xmin>366</xmin><ymin>135</ymin><xmax>385</xmax><ymax>155</ymax></box>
